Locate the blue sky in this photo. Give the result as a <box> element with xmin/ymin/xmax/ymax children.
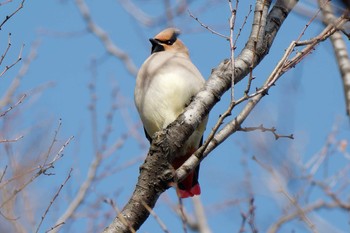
<box><xmin>1</xmin><ymin>0</ymin><xmax>349</xmax><ymax>233</ymax></box>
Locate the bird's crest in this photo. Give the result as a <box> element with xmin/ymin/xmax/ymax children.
<box><xmin>150</xmin><ymin>28</ymin><xmax>188</xmax><ymax>56</ymax></box>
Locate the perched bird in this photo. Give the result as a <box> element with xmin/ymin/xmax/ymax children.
<box><xmin>134</xmin><ymin>28</ymin><xmax>207</xmax><ymax>198</ymax></box>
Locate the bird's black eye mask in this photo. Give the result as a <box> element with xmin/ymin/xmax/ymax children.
<box><xmin>157</xmin><ymin>37</ymin><xmax>176</xmax><ymax>45</ymax></box>
<box><xmin>149</xmin><ymin>33</ymin><xmax>178</xmax><ymax>54</ymax></box>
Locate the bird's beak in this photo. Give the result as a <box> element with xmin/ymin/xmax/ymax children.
<box><xmin>149</xmin><ymin>38</ymin><xmax>159</xmax><ymax>46</ymax></box>
<box><xmin>149</xmin><ymin>38</ymin><xmax>164</xmax><ymax>54</ymax></box>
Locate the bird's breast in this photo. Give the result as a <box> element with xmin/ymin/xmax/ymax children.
<box><xmin>134</xmin><ymin>52</ymin><xmax>205</xmax><ymax>139</ymax></box>
<box><xmin>140</xmin><ymin>72</ymin><xmax>197</xmax><ymax>136</ymax></box>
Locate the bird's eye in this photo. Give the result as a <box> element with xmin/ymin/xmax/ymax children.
<box><xmin>165</xmin><ymin>39</ymin><xmax>175</xmax><ymax>45</ymax></box>
<box><xmin>156</xmin><ymin>38</ymin><xmax>176</xmax><ymax>46</ymax></box>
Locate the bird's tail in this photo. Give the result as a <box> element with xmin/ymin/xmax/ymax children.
<box><xmin>172</xmin><ymin>148</ymin><xmax>201</xmax><ymax>198</ymax></box>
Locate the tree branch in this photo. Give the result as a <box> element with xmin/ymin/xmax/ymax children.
<box><xmin>102</xmin><ymin>1</ymin><xmax>300</xmax><ymax>232</ymax></box>
<box><xmin>74</xmin><ymin>0</ymin><xmax>138</xmax><ymax>76</ymax></box>
<box><xmin>318</xmin><ymin>0</ymin><xmax>350</xmax><ymax>116</ymax></box>
<box><xmin>0</xmin><ymin>0</ymin><xmax>25</xmax><ymax>30</ymax></box>
<box><xmin>176</xmin><ymin>13</ymin><xmax>349</xmax><ymax>186</ymax></box>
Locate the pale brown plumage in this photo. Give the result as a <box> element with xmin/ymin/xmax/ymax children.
<box><xmin>134</xmin><ymin>28</ymin><xmax>207</xmax><ymax>198</ymax></box>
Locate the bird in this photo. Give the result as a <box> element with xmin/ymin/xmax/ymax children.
<box><xmin>134</xmin><ymin>28</ymin><xmax>207</xmax><ymax>198</ymax></box>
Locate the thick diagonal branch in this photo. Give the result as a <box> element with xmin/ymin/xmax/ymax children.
<box><xmin>318</xmin><ymin>0</ymin><xmax>350</xmax><ymax>115</ymax></box>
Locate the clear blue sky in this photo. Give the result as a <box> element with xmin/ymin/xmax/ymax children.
<box><xmin>1</xmin><ymin>0</ymin><xmax>349</xmax><ymax>232</ymax></box>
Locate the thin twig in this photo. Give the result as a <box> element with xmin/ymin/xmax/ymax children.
<box><xmin>192</xmin><ymin>196</ymin><xmax>212</xmax><ymax>233</ymax></box>
<box><xmin>0</xmin><ymin>0</ymin><xmax>25</xmax><ymax>30</ymax></box>
<box><xmin>0</xmin><ymin>136</ymin><xmax>73</xmax><ymax>209</ymax></box>
<box><xmin>99</xmin><ymin>85</ymin><xmax>119</xmax><ymax>153</ymax></box>
<box><xmin>0</xmin><ymin>94</ymin><xmax>26</xmax><ymax>117</ymax></box>
<box><xmin>314</xmin><ymin>181</ymin><xmax>350</xmax><ymax>210</ymax></box>
<box><xmin>75</xmin><ymin>0</ymin><xmax>138</xmax><ymax>76</ymax></box>
<box><xmin>0</xmin><ymin>40</ymin><xmax>40</xmax><ymax>108</ymax></box>
<box><xmin>267</xmin><ymin>200</ymin><xmax>337</xmax><ymax>233</ymax></box>
<box><xmin>295</xmin><ymin>0</ymin><xmax>330</xmax><ymax>42</ymax></box>
<box><xmin>0</xmin><ymin>0</ymin><xmax>13</xmax><ymax>6</ymax></box>
<box><xmin>50</xmin><ymin>136</ymin><xmax>74</xmax><ymax>163</ymax></box>
<box><xmin>0</xmin><ymin>135</ymin><xmax>24</xmax><ymax>143</ymax></box>
<box><xmin>239</xmin><ymin>124</ymin><xmax>294</xmax><ymax>140</ymax></box>
<box><xmin>36</xmin><ymin>169</ymin><xmax>73</xmax><ymax>233</ymax></box>
<box><xmin>228</xmin><ymin>0</ymin><xmax>239</xmax><ymax>102</ymax></box>
<box><xmin>43</xmin><ymin>119</ymin><xmax>62</xmax><ymax>166</ymax></box>
<box><xmin>253</xmin><ymin>156</ymin><xmax>317</xmax><ymax>232</ymax></box>
<box><xmin>0</xmin><ymin>43</ymin><xmax>24</xmax><ymax>77</ymax></box>
<box><xmin>233</xmin><ymin>4</ymin><xmax>253</xmax><ymax>47</ymax></box>
<box><xmin>45</xmin><ymin>222</ymin><xmax>65</xmax><ymax>233</ymax></box>
<box><xmin>0</xmin><ymin>165</ymin><xmax>8</xmax><ymax>183</ymax></box>
<box><xmin>142</xmin><ymin>201</ymin><xmax>170</xmax><ymax>233</ymax></box>
<box><xmin>178</xmin><ymin>197</ymin><xmax>188</xmax><ymax>233</ymax></box>
<box><xmin>103</xmin><ymin>199</ymin><xmax>136</xmax><ymax>233</ymax></box>
<box><xmin>247</xmin><ymin>197</ymin><xmax>258</xmax><ymax>233</ymax></box>
<box><xmin>50</xmin><ymin>58</ymin><xmax>104</xmax><ymax>233</ymax></box>
<box><xmin>188</xmin><ymin>10</ymin><xmax>229</xmax><ymax>40</ymax></box>
<box><xmin>0</xmin><ymin>33</ymin><xmax>12</xmax><ymax>66</ymax></box>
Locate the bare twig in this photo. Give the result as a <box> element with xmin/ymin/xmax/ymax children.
<box><xmin>0</xmin><ymin>0</ymin><xmax>25</xmax><ymax>30</ymax></box>
<box><xmin>51</xmin><ymin>124</ymin><xmax>103</xmax><ymax>231</ymax></box>
<box><xmin>0</xmin><ymin>43</ymin><xmax>24</xmax><ymax>77</ymax></box>
<box><xmin>51</xmin><ymin>57</ymin><xmax>126</xmax><ymax>232</ymax></box>
<box><xmin>142</xmin><ymin>201</ymin><xmax>170</xmax><ymax>233</ymax></box>
<box><xmin>99</xmin><ymin>86</ymin><xmax>119</xmax><ymax>153</ymax></box>
<box><xmin>104</xmin><ymin>198</ymin><xmax>120</xmax><ymax>214</ymax></box>
<box><xmin>0</xmin><ymin>135</ymin><xmax>24</xmax><ymax>143</ymax></box>
<box><xmin>267</xmin><ymin>200</ymin><xmax>337</xmax><ymax>233</ymax></box>
<box><xmin>178</xmin><ymin>198</ymin><xmax>188</xmax><ymax>233</ymax></box>
<box><xmin>164</xmin><ymin>0</ymin><xmax>174</xmax><ymax>27</ymax></box>
<box><xmin>119</xmin><ymin>0</ymin><xmax>190</xmax><ymax>27</ymax></box>
<box><xmin>244</xmin><ymin>74</ymin><xmax>255</xmax><ymax>96</ymax></box>
<box><xmin>305</xmin><ymin>125</ymin><xmax>337</xmax><ymax>176</ymax></box>
<box><xmin>188</xmin><ymin>10</ymin><xmax>229</xmax><ymax>40</ymax></box>
<box><xmin>192</xmin><ymin>196</ymin><xmax>212</xmax><ymax>233</ymax></box>
<box><xmin>247</xmin><ymin>198</ymin><xmax>258</xmax><ymax>233</ymax></box>
<box><xmin>253</xmin><ymin>156</ymin><xmax>316</xmax><ymax>232</ymax></box>
<box><xmin>118</xmin><ymin>0</ymin><xmax>154</xmax><ymax>26</ymax></box>
<box><xmin>295</xmin><ymin>1</ymin><xmax>327</xmax><ymax>42</ymax></box>
<box><xmin>0</xmin><ymin>94</ymin><xmax>26</xmax><ymax>117</ymax></box>
<box><xmin>0</xmin><ymin>136</ymin><xmax>73</xmax><ymax>209</ymax></box>
<box><xmin>104</xmin><ymin>199</ymin><xmax>136</xmax><ymax>233</ymax></box>
<box><xmin>239</xmin><ymin>124</ymin><xmax>294</xmax><ymax>140</ymax></box>
<box><xmin>0</xmin><ymin>33</ymin><xmax>12</xmax><ymax>66</ymax></box>
<box><xmin>43</xmin><ymin>119</ymin><xmax>62</xmax><ymax>166</ymax></box>
<box><xmin>74</xmin><ymin>0</ymin><xmax>138</xmax><ymax>76</ymax></box>
<box><xmin>239</xmin><ymin>209</ymin><xmax>247</xmax><ymax>233</ymax></box>
<box><xmin>45</xmin><ymin>222</ymin><xmax>65</xmax><ymax>233</ymax></box>
<box><xmin>0</xmin><ymin>165</ymin><xmax>8</xmax><ymax>183</ymax></box>
<box><xmin>36</xmin><ymin>169</ymin><xmax>73</xmax><ymax>233</ymax></box>
<box><xmin>233</xmin><ymin>4</ymin><xmax>253</xmax><ymax>48</ymax></box>
<box><xmin>228</xmin><ymin>0</ymin><xmax>238</xmax><ymax>102</ymax></box>
<box><xmin>51</xmin><ymin>136</ymin><xmax>74</xmax><ymax>163</ymax></box>
<box><xmin>0</xmin><ymin>40</ymin><xmax>40</xmax><ymax>108</ymax></box>
<box><xmin>0</xmin><ymin>0</ymin><xmax>14</xmax><ymax>6</ymax></box>
<box><xmin>314</xmin><ymin>181</ymin><xmax>350</xmax><ymax>210</ymax></box>
<box><xmin>239</xmin><ymin>197</ymin><xmax>257</xmax><ymax>233</ymax></box>
<box><xmin>0</xmin><ymin>166</ymin><xmax>42</xmax><ymax>190</ymax></box>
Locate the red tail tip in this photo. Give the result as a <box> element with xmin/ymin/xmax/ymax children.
<box><xmin>178</xmin><ymin>184</ymin><xmax>201</xmax><ymax>198</ymax></box>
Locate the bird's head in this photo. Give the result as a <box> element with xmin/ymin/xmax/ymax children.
<box><xmin>149</xmin><ymin>28</ymin><xmax>189</xmax><ymax>56</ymax></box>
